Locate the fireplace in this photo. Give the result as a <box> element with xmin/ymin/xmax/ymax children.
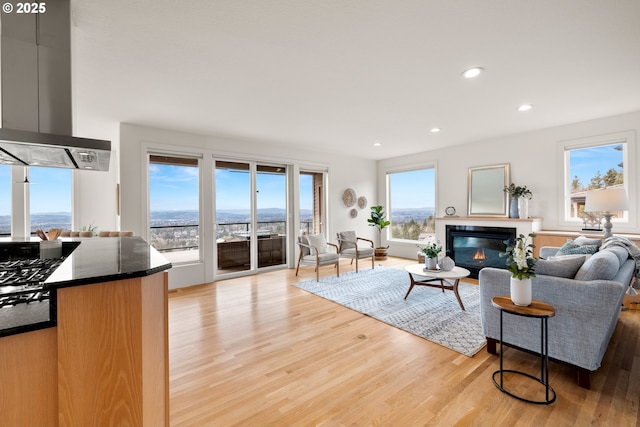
<box><xmin>445</xmin><ymin>225</ymin><xmax>517</xmax><ymax>279</ymax></box>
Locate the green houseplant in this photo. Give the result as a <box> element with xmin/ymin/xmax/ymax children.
<box><xmin>419</xmin><ymin>241</ymin><xmax>442</xmax><ymax>269</ymax></box>
<box><xmin>367</xmin><ymin>205</ymin><xmax>391</xmax><ymax>260</ymax></box>
<box><xmin>504</xmin><ymin>183</ymin><xmax>533</xmax><ymax>218</ymax></box>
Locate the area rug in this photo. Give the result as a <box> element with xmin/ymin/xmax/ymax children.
<box><xmin>295</xmin><ymin>266</ymin><xmax>486</xmax><ymax>357</ymax></box>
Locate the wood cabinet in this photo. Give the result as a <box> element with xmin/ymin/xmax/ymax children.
<box><xmin>0</xmin><ymin>328</ymin><xmax>58</xmax><ymax>427</ymax></box>
<box><xmin>0</xmin><ymin>272</ymin><xmax>169</xmax><ymax>427</ymax></box>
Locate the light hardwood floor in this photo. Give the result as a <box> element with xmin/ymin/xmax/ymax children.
<box><xmin>169</xmin><ymin>257</ymin><xmax>640</xmax><ymax>426</ymax></box>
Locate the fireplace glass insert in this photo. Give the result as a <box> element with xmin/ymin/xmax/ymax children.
<box><xmin>445</xmin><ymin>225</ymin><xmax>517</xmax><ymax>278</ymax></box>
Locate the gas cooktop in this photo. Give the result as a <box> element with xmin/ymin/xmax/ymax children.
<box><xmin>0</xmin><ymin>257</ymin><xmax>66</xmax><ymax>308</ymax></box>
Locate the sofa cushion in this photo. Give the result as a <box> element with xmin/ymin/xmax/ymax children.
<box><xmin>556</xmin><ymin>240</ymin><xmax>600</xmax><ymax>256</ymax></box>
<box><xmin>307</xmin><ymin>234</ymin><xmax>328</xmax><ymax>254</ymax></box>
<box><xmin>605</xmin><ymin>246</ymin><xmax>630</xmax><ymax>266</ymax></box>
<box><xmin>535</xmin><ymin>255</ymin><xmax>586</xmax><ymax>279</ymax></box>
<box><xmin>574</xmin><ymin>250</ymin><xmax>620</xmax><ymax>281</ymax></box>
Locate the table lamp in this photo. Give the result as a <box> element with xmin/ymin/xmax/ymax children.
<box><xmin>584</xmin><ymin>187</ymin><xmax>629</xmax><ymax>239</ymax></box>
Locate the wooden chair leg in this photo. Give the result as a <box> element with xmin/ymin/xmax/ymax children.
<box><xmin>355</xmin><ymin>257</ymin><xmax>359</xmax><ymax>272</ymax></box>
<box><xmin>371</xmin><ymin>255</ymin><xmax>374</xmax><ymax>269</ymax></box>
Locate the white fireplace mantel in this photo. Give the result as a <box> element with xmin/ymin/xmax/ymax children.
<box><xmin>435</xmin><ymin>217</ymin><xmax>543</xmax><ymax>250</ymax></box>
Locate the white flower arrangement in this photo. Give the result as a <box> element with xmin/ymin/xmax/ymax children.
<box><xmin>501</xmin><ymin>233</ymin><xmax>537</xmax><ymax>279</ymax></box>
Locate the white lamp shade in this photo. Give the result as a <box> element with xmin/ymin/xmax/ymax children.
<box><xmin>584</xmin><ymin>187</ymin><xmax>629</xmax><ymax>212</ymax></box>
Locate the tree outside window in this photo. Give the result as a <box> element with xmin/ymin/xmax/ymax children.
<box><xmin>567</xmin><ymin>142</ymin><xmax>626</xmax><ymax>220</ymax></box>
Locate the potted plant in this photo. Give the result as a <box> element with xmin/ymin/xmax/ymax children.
<box><xmin>367</xmin><ymin>205</ymin><xmax>391</xmax><ymax>260</ymax></box>
<box><xmin>500</xmin><ymin>233</ymin><xmax>537</xmax><ymax>306</ymax></box>
<box><xmin>503</xmin><ymin>184</ymin><xmax>533</xmax><ymax>218</ymax></box>
<box><xmin>419</xmin><ymin>241</ymin><xmax>442</xmax><ymax>270</ymax></box>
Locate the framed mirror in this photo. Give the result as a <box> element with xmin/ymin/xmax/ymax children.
<box><xmin>467</xmin><ymin>164</ymin><xmax>510</xmax><ymax>217</ymax></box>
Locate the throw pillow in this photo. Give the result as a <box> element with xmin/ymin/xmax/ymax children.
<box><xmin>337</xmin><ymin>231</ymin><xmax>357</xmax><ymax>250</ymax></box>
<box><xmin>574</xmin><ymin>250</ymin><xmax>620</xmax><ymax>281</ymax></box>
<box><xmin>535</xmin><ymin>256</ymin><xmax>586</xmax><ymax>279</ymax></box>
<box><xmin>298</xmin><ymin>235</ymin><xmax>310</xmax><ymax>256</ymax></box>
<box><xmin>306</xmin><ymin>234</ymin><xmax>328</xmax><ymax>254</ymax></box>
<box><xmin>555</xmin><ymin>239</ymin><xmax>600</xmax><ymax>256</ymax></box>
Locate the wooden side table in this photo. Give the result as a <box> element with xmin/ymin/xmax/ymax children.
<box><xmin>491</xmin><ymin>296</ymin><xmax>557</xmax><ymax>405</ymax></box>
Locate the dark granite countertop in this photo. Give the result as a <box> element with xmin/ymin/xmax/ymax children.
<box><xmin>0</xmin><ymin>236</ymin><xmax>171</xmax><ymax>337</ymax></box>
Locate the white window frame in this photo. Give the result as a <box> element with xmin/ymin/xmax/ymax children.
<box><xmin>557</xmin><ymin>131</ymin><xmax>637</xmax><ymax>230</ymax></box>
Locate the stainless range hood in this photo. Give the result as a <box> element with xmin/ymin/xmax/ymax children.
<box><xmin>0</xmin><ymin>128</ymin><xmax>110</xmax><ymax>170</ymax></box>
<box><xmin>0</xmin><ymin>0</ymin><xmax>111</xmax><ymax>171</ymax></box>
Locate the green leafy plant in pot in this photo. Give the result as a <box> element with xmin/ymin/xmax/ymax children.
<box><xmin>367</xmin><ymin>205</ymin><xmax>391</xmax><ymax>260</ymax></box>
<box><xmin>419</xmin><ymin>241</ymin><xmax>442</xmax><ymax>270</ymax></box>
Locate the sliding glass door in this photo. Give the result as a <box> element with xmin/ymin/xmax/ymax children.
<box><xmin>214</xmin><ymin>160</ymin><xmax>288</xmax><ymax>275</ymax></box>
<box><xmin>256</xmin><ymin>165</ymin><xmax>287</xmax><ymax>268</ymax></box>
<box><xmin>215</xmin><ymin>161</ymin><xmax>252</xmax><ymax>273</ymax></box>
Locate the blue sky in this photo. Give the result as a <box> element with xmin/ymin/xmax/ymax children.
<box><xmin>0</xmin><ymin>165</ymin><xmax>9</xmax><ymax>215</ymax></box>
<box><xmin>390</xmin><ymin>168</ymin><xmax>435</xmax><ymax>208</ymax></box>
<box><xmin>0</xmin><ymin>166</ymin><xmax>72</xmax><ymax>215</ymax></box>
<box><xmin>150</xmin><ymin>163</ymin><xmax>200</xmax><ymax>211</ymax></box>
<box><xmin>569</xmin><ymin>143</ymin><xmax>623</xmax><ymax>186</ymax></box>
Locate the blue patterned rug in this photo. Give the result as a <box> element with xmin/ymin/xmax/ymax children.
<box><xmin>295</xmin><ymin>266</ymin><xmax>486</xmax><ymax>357</ymax></box>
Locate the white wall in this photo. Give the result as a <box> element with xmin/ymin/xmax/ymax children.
<box><xmin>72</xmin><ymin>115</ymin><xmax>120</xmax><ymax>232</ymax></box>
<box><xmin>378</xmin><ymin>111</ymin><xmax>640</xmax><ymax>259</ymax></box>
<box><xmin>119</xmin><ymin>123</ymin><xmax>377</xmax><ymax>288</ymax></box>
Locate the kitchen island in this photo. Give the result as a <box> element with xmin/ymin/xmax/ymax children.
<box><xmin>0</xmin><ymin>237</ymin><xmax>171</xmax><ymax>427</ymax></box>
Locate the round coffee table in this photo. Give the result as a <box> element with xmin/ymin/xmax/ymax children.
<box><xmin>403</xmin><ymin>264</ymin><xmax>471</xmax><ymax>310</ymax></box>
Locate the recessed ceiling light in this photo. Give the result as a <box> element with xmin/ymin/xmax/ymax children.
<box><xmin>517</xmin><ymin>104</ymin><xmax>533</xmax><ymax>111</ymax></box>
<box><xmin>373</xmin><ymin>142</ymin><xmax>382</xmax><ymax>147</ymax></box>
<box><xmin>430</xmin><ymin>128</ymin><xmax>441</xmax><ymax>133</ymax></box>
<box><xmin>462</xmin><ymin>67</ymin><xmax>483</xmax><ymax>78</ymax></box>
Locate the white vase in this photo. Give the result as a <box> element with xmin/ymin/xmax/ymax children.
<box><xmin>425</xmin><ymin>256</ymin><xmax>438</xmax><ymax>270</ymax></box>
<box><xmin>518</xmin><ymin>197</ymin><xmax>529</xmax><ymax>219</ymax></box>
<box><xmin>510</xmin><ymin>277</ymin><xmax>532</xmax><ymax>306</ymax></box>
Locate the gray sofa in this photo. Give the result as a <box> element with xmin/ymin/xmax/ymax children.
<box><xmin>479</xmin><ymin>241</ymin><xmax>636</xmax><ymax>388</ymax></box>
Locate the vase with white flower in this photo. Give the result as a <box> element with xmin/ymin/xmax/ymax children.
<box><xmin>419</xmin><ymin>241</ymin><xmax>442</xmax><ymax>270</ymax></box>
<box><xmin>501</xmin><ymin>233</ymin><xmax>537</xmax><ymax>306</ymax></box>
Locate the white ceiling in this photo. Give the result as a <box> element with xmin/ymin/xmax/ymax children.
<box><xmin>70</xmin><ymin>0</ymin><xmax>640</xmax><ymax>160</ymax></box>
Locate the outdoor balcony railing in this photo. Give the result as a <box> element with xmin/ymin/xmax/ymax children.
<box><xmin>149</xmin><ymin>221</ymin><xmax>312</xmax><ymax>253</ymax></box>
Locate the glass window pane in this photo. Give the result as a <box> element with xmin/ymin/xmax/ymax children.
<box><xmin>0</xmin><ymin>165</ymin><xmax>10</xmax><ymax>236</ymax></box>
<box><xmin>149</xmin><ymin>155</ymin><xmax>200</xmax><ymax>263</ymax></box>
<box><xmin>388</xmin><ymin>168</ymin><xmax>436</xmax><ymax>242</ymax></box>
<box><xmin>29</xmin><ymin>167</ymin><xmax>72</xmax><ymax>233</ymax></box>
<box><xmin>567</xmin><ymin>142</ymin><xmax>626</xmax><ymax>221</ymax></box>
<box><xmin>299</xmin><ymin>171</ymin><xmax>323</xmax><ymax>235</ymax></box>
<box><xmin>216</xmin><ymin>161</ymin><xmax>251</xmax><ymax>273</ymax></box>
<box><xmin>257</xmin><ymin>164</ymin><xmax>287</xmax><ymax>268</ymax></box>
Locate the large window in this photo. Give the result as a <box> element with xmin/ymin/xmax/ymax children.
<box><xmin>148</xmin><ymin>155</ymin><xmax>200</xmax><ymax>263</ymax></box>
<box><xmin>388</xmin><ymin>167</ymin><xmax>436</xmax><ymax>242</ymax></box>
<box><xmin>299</xmin><ymin>171</ymin><xmax>324</xmax><ymax>235</ymax></box>
<box><xmin>0</xmin><ymin>165</ymin><xmax>10</xmax><ymax>235</ymax></box>
<box><xmin>29</xmin><ymin>167</ymin><xmax>72</xmax><ymax>233</ymax></box>
<box><xmin>562</xmin><ymin>133</ymin><xmax>631</xmax><ymax>223</ymax></box>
